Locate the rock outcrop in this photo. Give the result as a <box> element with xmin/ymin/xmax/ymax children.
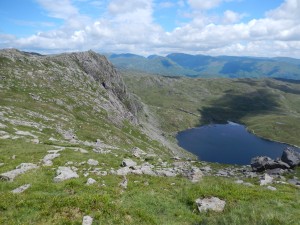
<box><xmin>0</xmin><ymin>163</ymin><xmax>39</xmax><ymax>181</ymax></box>
<box><xmin>251</xmin><ymin>156</ymin><xmax>290</xmax><ymax>172</ymax></box>
<box><xmin>53</xmin><ymin>167</ymin><xmax>79</xmax><ymax>182</ymax></box>
<box><xmin>251</xmin><ymin>147</ymin><xmax>300</xmax><ymax>172</ymax></box>
<box><xmin>281</xmin><ymin>148</ymin><xmax>300</xmax><ymax>168</ymax></box>
<box><xmin>195</xmin><ymin>197</ymin><xmax>226</xmax><ymax>212</ymax></box>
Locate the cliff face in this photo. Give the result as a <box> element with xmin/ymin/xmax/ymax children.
<box><xmin>0</xmin><ymin>48</ymin><xmax>184</xmax><ymax>157</ymax></box>
<box><xmin>0</xmin><ymin>49</ymin><xmax>138</xmax><ymax>124</ymax></box>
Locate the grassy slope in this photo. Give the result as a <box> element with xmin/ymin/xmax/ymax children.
<box><xmin>124</xmin><ymin>72</ymin><xmax>300</xmax><ymax>147</ymax></box>
<box><xmin>0</xmin><ymin>53</ymin><xmax>300</xmax><ymax>224</ymax></box>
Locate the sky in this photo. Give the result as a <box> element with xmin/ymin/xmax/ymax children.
<box><xmin>0</xmin><ymin>0</ymin><xmax>300</xmax><ymax>58</ymax></box>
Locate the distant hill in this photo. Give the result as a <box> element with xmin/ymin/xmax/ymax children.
<box><xmin>107</xmin><ymin>53</ymin><xmax>300</xmax><ymax>79</ymax></box>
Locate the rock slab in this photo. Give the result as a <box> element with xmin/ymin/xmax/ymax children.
<box><xmin>121</xmin><ymin>158</ymin><xmax>137</xmax><ymax>167</ymax></box>
<box><xmin>12</xmin><ymin>184</ymin><xmax>31</xmax><ymax>194</ymax></box>
<box><xmin>195</xmin><ymin>197</ymin><xmax>226</xmax><ymax>212</ymax></box>
<box><xmin>53</xmin><ymin>167</ymin><xmax>79</xmax><ymax>182</ymax></box>
<box><xmin>0</xmin><ymin>163</ymin><xmax>39</xmax><ymax>181</ymax></box>
<box><xmin>87</xmin><ymin>159</ymin><xmax>99</xmax><ymax>166</ymax></box>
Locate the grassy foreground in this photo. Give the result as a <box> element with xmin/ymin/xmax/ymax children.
<box><xmin>1</xmin><ymin>138</ymin><xmax>300</xmax><ymax>224</ymax></box>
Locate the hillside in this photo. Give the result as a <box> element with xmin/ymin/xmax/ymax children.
<box><xmin>0</xmin><ymin>49</ymin><xmax>300</xmax><ymax>225</ymax></box>
<box><xmin>123</xmin><ymin>72</ymin><xmax>300</xmax><ymax>148</ymax></box>
<box><xmin>108</xmin><ymin>53</ymin><xmax>300</xmax><ymax>79</ymax></box>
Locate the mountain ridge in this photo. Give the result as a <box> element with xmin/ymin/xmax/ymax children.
<box><xmin>107</xmin><ymin>52</ymin><xmax>300</xmax><ymax>79</ymax></box>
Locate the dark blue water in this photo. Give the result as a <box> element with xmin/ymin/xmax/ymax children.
<box><xmin>176</xmin><ymin>122</ymin><xmax>296</xmax><ymax>165</ymax></box>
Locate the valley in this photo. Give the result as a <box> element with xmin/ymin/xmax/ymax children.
<box><xmin>0</xmin><ymin>49</ymin><xmax>299</xmax><ymax>225</ymax></box>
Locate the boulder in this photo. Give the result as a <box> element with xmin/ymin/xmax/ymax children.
<box><xmin>86</xmin><ymin>178</ymin><xmax>97</xmax><ymax>185</ymax></box>
<box><xmin>87</xmin><ymin>159</ymin><xmax>99</xmax><ymax>166</ymax></box>
<box><xmin>251</xmin><ymin>156</ymin><xmax>290</xmax><ymax>172</ymax></box>
<box><xmin>186</xmin><ymin>167</ymin><xmax>203</xmax><ymax>183</ymax></box>
<box><xmin>281</xmin><ymin>148</ymin><xmax>300</xmax><ymax>168</ymax></box>
<box><xmin>260</xmin><ymin>173</ymin><xmax>273</xmax><ymax>186</ymax></box>
<box><xmin>121</xmin><ymin>158</ymin><xmax>137</xmax><ymax>167</ymax></box>
<box><xmin>82</xmin><ymin>215</ymin><xmax>93</xmax><ymax>225</ymax></box>
<box><xmin>116</xmin><ymin>167</ymin><xmax>131</xmax><ymax>176</ymax></box>
<box><xmin>0</xmin><ymin>163</ymin><xmax>39</xmax><ymax>181</ymax></box>
<box><xmin>53</xmin><ymin>167</ymin><xmax>79</xmax><ymax>182</ymax></box>
<box><xmin>195</xmin><ymin>197</ymin><xmax>226</xmax><ymax>212</ymax></box>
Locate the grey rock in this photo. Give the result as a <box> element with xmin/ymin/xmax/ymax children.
<box><xmin>260</xmin><ymin>173</ymin><xmax>273</xmax><ymax>186</ymax></box>
<box><xmin>53</xmin><ymin>167</ymin><xmax>79</xmax><ymax>182</ymax></box>
<box><xmin>251</xmin><ymin>156</ymin><xmax>290</xmax><ymax>172</ymax></box>
<box><xmin>0</xmin><ymin>163</ymin><xmax>39</xmax><ymax>181</ymax></box>
<box><xmin>216</xmin><ymin>170</ymin><xmax>229</xmax><ymax>177</ymax></box>
<box><xmin>121</xmin><ymin>158</ymin><xmax>137</xmax><ymax>167</ymax></box>
<box><xmin>186</xmin><ymin>167</ymin><xmax>203</xmax><ymax>183</ymax></box>
<box><xmin>11</xmin><ymin>184</ymin><xmax>31</xmax><ymax>194</ymax></box>
<box><xmin>195</xmin><ymin>197</ymin><xmax>226</xmax><ymax>212</ymax></box>
<box><xmin>266</xmin><ymin>168</ymin><xmax>286</xmax><ymax>176</ymax></box>
<box><xmin>267</xmin><ymin>186</ymin><xmax>277</xmax><ymax>191</ymax></box>
<box><xmin>235</xmin><ymin>180</ymin><xmax>244</xmax><ymax>184</ymax></box>
<box><xmin>132</xmin><ymin>147</ymin><xmax>146</xmax><ymax>158</ymax></box>
<box><xmin>288</xmin><ymin>179</ymin><xmax>300</xmax><ymax>186</ymax></box>
<box><xmin>156</xmin><ymin>169</ymin><xmax>177</xmax><ymax>177</ymax></box>
<box><xmin>86</xmin><ymin>178</ymin><xmax>97</xmax><ymax>185</ymax></box>
<box><xmin>116</xmin><ymin>167</ymin><xmax>131</xmax><ymax>176</ymax></box>
<box><xmin>87</xmin><ymin>159</ymin><xmax>99</xmax><ymax>166</ymax></box>
<box><xmin>200</xmin><ymin>166</ymin><xmax>212</xmax><ymax>173</ymax></box>
<box><xmin>82</xmin><ymin>215</ymin><xmax>93</xmax><ymax>225</ymax></box>
<box><xmin>119</xmin><ymin>176</ymin><xmax>128</xmax><ymax>189</ymax></box>
<box><xmin>42</xmin><ymin>153</ymin><xmax>60</xmax><ymax>166</ymax></box>
<box><xmin>140</xmin><ymin>165</ymin><xmax>156</xmax><ymax>176</ymax></box>
<box><xmin>281</xmin><ymin>148</ymin><xmax>300</xmax><ymax>168</ymax></box>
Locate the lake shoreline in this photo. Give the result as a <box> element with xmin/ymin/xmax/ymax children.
<box><xmin>176</xmin><ymin>122</ymin><xmax>298</xmax><ymax>165</ymax></box>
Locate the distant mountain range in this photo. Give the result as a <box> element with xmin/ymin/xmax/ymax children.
<box><xmin>105</xmin><ymin>53</ymin><xmax>300</xmax><ymax>79</ymax></box>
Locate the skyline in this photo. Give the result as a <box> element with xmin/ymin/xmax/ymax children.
<box><xmin>0</xmin><ymin>0</ymin><xmax>300</xmax><ymax>58</ymax></box>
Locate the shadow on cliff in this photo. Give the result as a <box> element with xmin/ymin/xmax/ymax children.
<box><xmin>198</xmin><ymin>89</ymin><xmax>281</xmax><ymax>124</ymax></box>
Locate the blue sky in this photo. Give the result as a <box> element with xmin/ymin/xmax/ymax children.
<box><xmin>0</xmin><ymin>0</ymin><xmax>299</xmax><ymax>58</ymax></box>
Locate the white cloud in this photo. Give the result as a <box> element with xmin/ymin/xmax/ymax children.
<box><xmin>1</xmin><ymin>0</ymin><xmax>299</xmax><ymax>58</ymax></box>
<box><xmin>36</xmin><ymin>0</ymin><xmax>78</xmax><ymax>19</ymax></box>
<box><xmin>108</xmin><ymin>0</ymin><xmax>150</xmax><ymax>15</ymax></box>
<box><xmin>223</xmin><ymin>10</ymin><xmax>245</xmax><ymax>24</ymax></box>
<box><xmin>188</xmin><ymin>0</ymin><xmax>222</xmax><ymax>10</ymax></box>
<box><xmin>266</xmin><ymin>0</ymin><xmax>300</xmax><ymax>20</ymax></box>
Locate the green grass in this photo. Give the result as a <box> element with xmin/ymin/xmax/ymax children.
<box><xmin>1</xmin><ymin>160</ymin><xmax>300</xmax><ymax>225</ymax></box>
